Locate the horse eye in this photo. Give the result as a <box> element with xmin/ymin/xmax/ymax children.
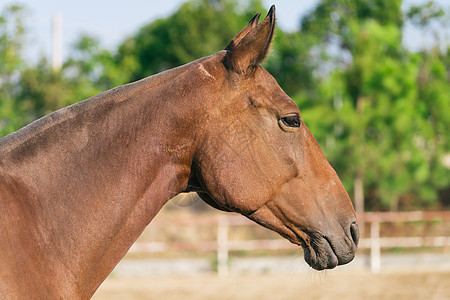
<box><xmin>281</xmin><ymin>115</ymin><xmax>301</xmax><ymax>128</ymax></box>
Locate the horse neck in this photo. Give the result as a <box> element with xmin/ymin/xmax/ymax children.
<box><xmin>0</xmin><ymin>71</ymin><xmax>196</xmax><ymax>296</ymax></box>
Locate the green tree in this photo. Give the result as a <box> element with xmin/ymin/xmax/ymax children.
<box><xmin>18</xmin><ymin>57</ymin><xmax>70</xmax><ymax>118</ymax></box>
<box><xmin>65</xmin><ymin>34</ymin><xmax>137</xmax><ymax>98</ymax></box>
<box><xmin>18</xmin><ymin>34</ymin><xmax>131</xmax><ymax>121</ymax></box>
<box><xmin>127</xmin><ymin>0</ymin><xmax>265</xmax><ymax>79</ymax></box>
<box><xmin>0</xmin><ymin>4</ymin><xmax>27</xmax><ymax>136</ymax></box>
<box><xmin>412</xmin><ymin>48</ymin><xmax>450</xmax><ymax>207</ymax></box>
<box><xmin>296</xmin><ymin>0</ymin><xmax>450</xmax><ymax>211</ymax></box>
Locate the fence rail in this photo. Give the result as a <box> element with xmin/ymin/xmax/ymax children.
<box><xmin>357</xmin><ymin>211</ymin><xmax>450</xmax><ymax>273</ymax></box>
<box><xmin>129</xmin><ymin>211</ymin><xmax>450</xmax><ymax>274</ymax></box>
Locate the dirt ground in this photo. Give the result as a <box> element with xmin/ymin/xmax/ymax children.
<box><xmin>92</xmin><ymin>270</ymin><xmax>450</xmax><ymax>300</ymax></box>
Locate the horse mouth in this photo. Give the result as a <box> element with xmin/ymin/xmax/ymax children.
<box><xmin>302</xmin><ymin>236</ymin><xmax>338</xmax><ymax>270</ymax></box>
<box><xmin>301</xmin><ymin>234</ymin><xmax>355</xmax><ymax>270</ymax></box>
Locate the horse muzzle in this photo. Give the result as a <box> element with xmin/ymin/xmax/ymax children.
<box><xmin>303</xmin><ymin>221</ymin><xmax>359</xmax><ymax>270</ymax></box>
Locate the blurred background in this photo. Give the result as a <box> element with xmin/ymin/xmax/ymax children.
<box><xmin>1</xmin><ymin>0</ymin><xmax>449</xmax><ymax>299</ymax></box>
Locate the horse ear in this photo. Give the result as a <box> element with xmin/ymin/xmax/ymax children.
<box><xmin>223</xmin><ymin>5</ymin><xmax>276</xmax><ymax>75</ymax></box>
<box><xmin>225</xmin><ymin>12</ymin><xmax>261</xmax><ymax>51</ymax></box>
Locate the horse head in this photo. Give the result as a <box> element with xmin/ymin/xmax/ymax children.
<box><xmin>186</xmin><ymin>6</ymin><xmax>358</xmax><ymax>270</ymax></box>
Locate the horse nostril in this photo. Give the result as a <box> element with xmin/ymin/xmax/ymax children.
<box><xmin>350</xmin><ymin>222</ymin><xmax>360</xmax><ymax>247</ymax></box>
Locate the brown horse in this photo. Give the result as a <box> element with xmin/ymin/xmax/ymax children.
<box><xmin>0</xmin><ymin>6</ymin><xmax>358</xmax><ymax>299</ymax></box>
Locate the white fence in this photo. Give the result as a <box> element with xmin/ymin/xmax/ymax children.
<box><xmin>358</xmin><ymin>211</ymin><xmax>450</xmax><ymax>273</ymax></box>
<box><xmin>129</xmin><ymin>211</ymin><xmax>450</xmax><ymax>274</ymax></box>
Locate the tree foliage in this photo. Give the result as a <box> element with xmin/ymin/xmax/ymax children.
<box><xmin>129</xmin><ymin>0</ymin><xmax>265</xmax><ymax>79</ymax></box>
<box><xmin>0</xmin><ymin>4</ymin><xmax>27</xmax><ymax>136</ymax></box>
<box><xmin>295</xmin><ymin>0</ymin><xmax>450</xmax><ymax>210</ymax></box>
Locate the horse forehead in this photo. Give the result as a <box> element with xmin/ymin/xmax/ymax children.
<box><xmin>254</xmin><ymin>67</ymin><xmax>299</xmax><ymax>112</ymax></box>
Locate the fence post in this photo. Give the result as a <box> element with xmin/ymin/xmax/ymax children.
<box><xmin>217</xmin><ymin>216</ymin><xmax>229</xmax><ymax>277</ymax></box>
<box><xmin>370</xmin><ymin>220</ymin><xmax>381</xmax><ymax>273</ymax></box>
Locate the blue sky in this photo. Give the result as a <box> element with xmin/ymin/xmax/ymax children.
<box><xmin>13</xmin><ymin>0</ymin><xmax>316</xmax><ymax>62</ymax></box>
<box><xmin>3</xmin><ymin>0</ymin><xmax>449</xmax><ymax>62</ymax></box>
